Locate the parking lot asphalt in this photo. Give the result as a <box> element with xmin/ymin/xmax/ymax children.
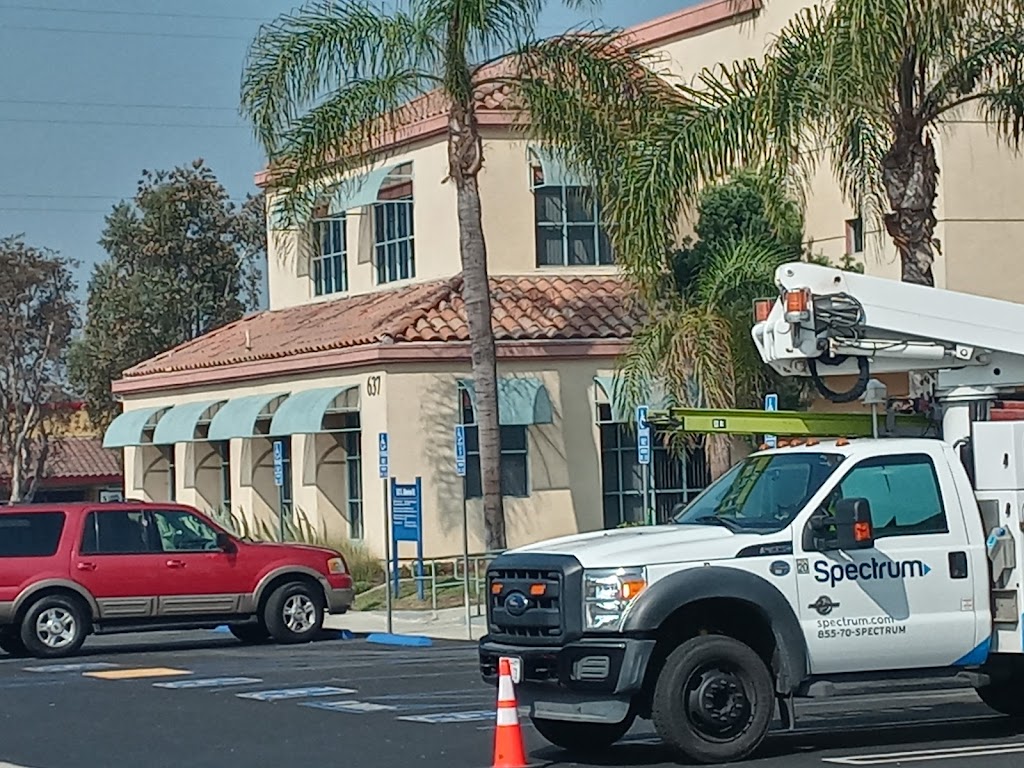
<box><xmin>2</xmin><ymin>632</ymin><xmax>1024</xmax><ymax>768</ymax></box>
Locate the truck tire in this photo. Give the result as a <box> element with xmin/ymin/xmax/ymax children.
<box><xmin>652</xmin><ymin>635</ymin><xmax>774</xmax><ymax>764</ymax></box>
<box><xmin>263</xmin><ymin>581</ymin><xmax>324</xmax><ymax>644</ymax></box>
<box><xmin>976</xmin><ymin>680</ymin><xmax>1024</xmax><ymax>717</ymax></box>
<box><xmin>531</xmin><ymin>712</ymin><xmax>636</xmax><ymax>753</ymax></box>
<box><xmin>19</xmin><ymin>594</ymin><xmax>88</xmax><ymax>659</ymax></box>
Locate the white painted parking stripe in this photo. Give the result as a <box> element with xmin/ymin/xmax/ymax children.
<box><xmin>236</xmin><ymin>686</ymin><xmax>355</xmax><ymax>702</ymax></box>
<box><xmin>154</xmin><ymin>677</ymin><xmax>263</xmax><ymax>689</ymax></box>
<box><xmin>823</xmin><ymin>742</ymin><xmax>1024</xmax><ymax>764</ymax></box>
<box><xmin>23</xmin><ymin>662</ymin><xmax>119</xmax><ymax>673</ymax></box>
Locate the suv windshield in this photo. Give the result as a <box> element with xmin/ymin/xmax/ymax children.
<box><xmin>675</xmin><ymin>451</ymin><xmax>845</xmax><ymax>533</ymax></box>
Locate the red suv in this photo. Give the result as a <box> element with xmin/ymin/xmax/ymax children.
<box><xmin>0</xmin><ymin>502</ymin><xmax>356</xmax><ymax>658</ymax></box>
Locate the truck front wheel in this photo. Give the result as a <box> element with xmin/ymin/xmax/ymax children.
<box><xmin>652</xmin><ymin>635</ymin><xmax>774</xmax><ymax>764</ymax></box>
<box><xmin>531</xmin><ymin>712</ymin><xmax>635</xmax><ymax>753</ymax></box>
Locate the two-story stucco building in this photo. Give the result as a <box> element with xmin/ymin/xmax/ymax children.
<box><xmin>102</xmin><ymin>0</ymin><xmax>1024</xmax><ymax>558</ymax></box>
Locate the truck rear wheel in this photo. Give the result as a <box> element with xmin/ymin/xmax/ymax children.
<box><xmin>976</xmin><ymin>679</ymin><xmax>1024</xmax><ymax>717</ymax></box>
<box><xmin>531</xmin><ymin>712</ymin><xmax>635</xmax><ymax>753</ymax></box>
<box><xmin>652</xmin><ymin>635</ymin><xmax>774</xmax><ymax>764</ymax></box>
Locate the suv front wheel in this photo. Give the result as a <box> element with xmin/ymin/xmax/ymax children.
<box><xmin>263</xmin><ymin>581</ymin><xmax>324</xmax><ymax>644</ymax></box>
<box><xmin>20</xmin><ymin>595</ymin><xmax>88</xmax><ymax>659</ymax></box>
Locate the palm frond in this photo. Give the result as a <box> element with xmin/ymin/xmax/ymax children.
<box><xmin>689</xmin><ymin>236</ymin><xmax>791</xmax><ymax>312</ymax></box>
<box><xmin>241</xmin><ymin>0</ymin><xmax>438</xmax><ymax>154</ymax></box>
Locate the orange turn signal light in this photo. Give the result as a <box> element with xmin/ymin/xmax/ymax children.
<box><xmin>529</xmin><ymin>584</ymin><xmax>546</xmax><ymax>596</ymax></box>
<box><xmin>785</xmin><ymin>288</ymin><xmax>810</xmax><ymax>313</ymax></box>
<box><xmin>753</xmin><ymin>298</ymin><xmax>773</xmax><ymax>323</ymax></box>
<box><xmin>491</xmin><ymin>582</ymin><xmax>503</xmax><ymax>595</ymax></box>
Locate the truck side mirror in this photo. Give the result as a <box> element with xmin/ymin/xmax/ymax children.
<box><xmin>835</xmin><ymin>497</ymin><xmax>874</xmax><ymax>550</ymax></box>
<box><xmin>216</xmin><ymin>531</ymin><xmax>236</xmax><ymax>553</ymax></box>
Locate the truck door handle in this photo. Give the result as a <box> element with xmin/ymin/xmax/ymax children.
<box><xmin>949</xmin><ymin>551</ymin><xmax>968</xmax><ymax>580</ymax></box>
<box><xmin>76</xmin><ymin>562</ymin><xmax>97</xmax><ymax>572</ymax></box>
<box><xmin>165</xmin><ymin>560</ymin><xmax>186</xmax><ymax>569</ymax></box>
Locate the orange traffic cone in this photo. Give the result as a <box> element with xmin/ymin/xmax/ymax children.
<box><xmin>492</xmin><ymin>657</ymin><xmax>528</xmax><ymax>768</ymax></box>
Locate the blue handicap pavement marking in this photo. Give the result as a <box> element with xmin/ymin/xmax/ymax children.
<box><xmin>154</xmin><ymin>677</ymin><xmax>263</xmax><ymax>690</ymax></box>
<box><xmin>397</xmin><ymin>710</ymin><xmax>497</xmax><ymax>724</ymax></box>
<box><xmin>24</xmin><ymin>662</ymin><xmax>119</xmax><ymax>673</ymax></box>
<box><xmin>236</xmin><ymin>686</ymin><xmax>356</xmax><ymax>702</ymax></box>
<box><xmin>366</xmin><ymin>633</ymin><xmax>432</xmax><ymax>648</ymax></box>
<box><xmin>302</xmin><ymin>700</ymin><xmax>398</xmax><ymax>714</ymax></box>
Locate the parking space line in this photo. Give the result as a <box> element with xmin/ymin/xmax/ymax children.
<box><xmin>85</xmin><ymin>667</ymin><xmax>191</xmax><ymax>680</ymax></box>
<box><xmin>823</xmin><ymin>742</ymin><xmax>1024</xmax><ymax>764</ymax></box>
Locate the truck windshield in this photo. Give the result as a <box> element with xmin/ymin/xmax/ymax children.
<box><xmin>674</xmin><ymin>451</ymin><xmax>845</xmax><ymax>533</ymax></box>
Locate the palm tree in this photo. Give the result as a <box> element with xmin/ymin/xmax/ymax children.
<box><xmin>240</xmin><ymin>0</ymin><xmax>660</xmax><ymax>550</ymax></box>
<box><xmin>626</xmin><ymin>0</ymin><xmax>1024</xmax><ymax>288</ymax></box>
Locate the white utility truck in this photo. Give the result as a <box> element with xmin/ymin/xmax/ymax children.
<box><xmin>479</xmin><ymin>262</ymin><xmax>1024</xmax><ymax>764</ymax></box>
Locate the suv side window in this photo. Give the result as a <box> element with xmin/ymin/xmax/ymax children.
<box><xmin>0</xmin><ymin>512</ymin><xmax>65</xmax><ymax>557</ymax></box>
<box><xmin>836</xmin><ymin>454</ymin><xmax>948</xmax><ymax>538</ymax></box>
<box><xmin>151</xmin><ymin>510</ymin><xmax>220</xmax><ymax>552</ymax></box>
<box><xmin>80</xmin><ymin>510</ymin><xmax>159</xmax><ymax>555</ymax></box>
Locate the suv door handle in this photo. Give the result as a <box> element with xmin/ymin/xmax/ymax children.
<box><xmin>165</xmin><ymin>560</ymin><xmax>186</xmax><ymax>569</ymax></box>
<box><xmin>76</xmin><ymin>562</ymin><xmax>97</xmax><ymax>572</ymax></box>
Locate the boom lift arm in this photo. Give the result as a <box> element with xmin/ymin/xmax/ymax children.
<box><xmin>751</xmin><ymin>263</ymin><xmax>1024</xmax><ymax>445</ymax></box>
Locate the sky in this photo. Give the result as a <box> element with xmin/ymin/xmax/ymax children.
<box><xmin>0</xmin><ymin>0</ymin><xmax>693</xmax><ymax>304</ymax></box>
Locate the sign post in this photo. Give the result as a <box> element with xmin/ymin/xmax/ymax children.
<box><xmin>378</xmin><ymin>432</ymin><xmax>392</xmax><ymax>635</ymax></box>
<box><xmin>391</xmin><ymin>477</ymin><xmax>424</xmax><ymax>600</ymax></box>
<box><xmin>273</xmin><ymin>439</ymin><xmax>286</xmax><ymax>542</ymax></box>
<box><xmin>455</xmin><ymin>424</ymin><xmax>471</xmax><ymax>640</ymax></box>
<box><xmin>636</xmin><ymin>406</ymin><xmax>652</xmax><ymax>525</ymax></box>
<box><xmin>764</xmin><ymin>393</ymin><xmax>779</xmax><ymax>449</ymax></box>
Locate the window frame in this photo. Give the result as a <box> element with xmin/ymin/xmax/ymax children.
<box><xmin>458</xmin><ymin>384</ymin><xmax>530</xmax><ymax>500</ymax></box>
<box><xmin>831</xmin><ymin>452</ymin><xmax>949</xmax><ymax>540</ymax></box>
<box><xmin>214</xmin><ymin>440</ymin><xmax>231</xmax><ymax>513</ymax></box>
<box><xmin>311</xmin><ymin>214</ymin><xmax>348</xmax><ymax>296</ymax></box>
<box><xmin>373</xmin><ymin>182</ymin><xmax>415</xmax><ymax>285</ymax></box>
<box><xmin>150</xmin><ymin>508</ymin><xmax>223</xmax><ymax>553</ymax></box>
<box><xmin>79</xmin><ymin>509</ymin><xmax>161</xmax><ymax>556</ymax></box>
<box><xmin>533</xmin><ymin>184</ymin><xmax>614</xmax><ymax>268</ymax></box>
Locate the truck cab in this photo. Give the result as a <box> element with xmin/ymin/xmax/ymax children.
<box><xmin>480</xmin><ymin>262</ymin><xmax>1024</xmax><ymax>764</ymax></box>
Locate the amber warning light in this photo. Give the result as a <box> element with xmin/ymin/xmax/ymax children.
<box><xmin>785</xmin><ymin>288</ymin><xmax>810</xmax><ymax>314</ymax></box>
<box><xmin>854</xmin><ymin>521</ymin><xmax>873</xmax><ymax>543</ymax></box>
<box><xmin>753</xmin><ymin>298</ymin><xmax>773</xmax><ymax>323</ymax></box>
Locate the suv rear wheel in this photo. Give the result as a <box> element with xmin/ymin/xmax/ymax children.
<box><xmin>20</xmin><ymin>595</ymin><xmax>88</xmax><ymax>659</ymax></box>
<box><xmin>263</xmin><ymin>581</ymin><xmax>324</xmax><ymax>644</ymax></box>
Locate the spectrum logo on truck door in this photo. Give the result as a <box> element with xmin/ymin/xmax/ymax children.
<box><xmin>814</xmin><ymin>558</ymin><xmax>932</xmax><ymax>588</ymax></box>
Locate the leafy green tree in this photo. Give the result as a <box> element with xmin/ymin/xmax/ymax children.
<box><xmin>0</xmin><ymin>236</ymin><xmax>78</xmax><ymax>502</ymax></box>
<box><xmin>240</xmin><ymin>0</ymin><xmax>661</xmax><ymax>550</ymax></box>
<box><xmin>611</xmin><ymin>171</ymin><xmax>803</xmax><ymax>475</ymax></box>
<box><xmin>71</xmin><ymin>160</ymin><xmax>264</xmax><ymax>426</ymax></box>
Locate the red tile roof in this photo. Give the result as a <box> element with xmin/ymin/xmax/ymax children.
<box><xmin>123</xmin><ymin>274</ymin><xmax>636</xmax><ymax>378</ymax></box>
<box><xmin>44</xmin><ymin>437</ymin><xmax>122</xmax><ymax>480</ymax></box>
<box><xmin>0</xmin><ymin>437</ymin><xmax>121</xmax><ymax>484</ymax></box>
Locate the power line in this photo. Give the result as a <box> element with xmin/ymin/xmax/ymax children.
<box><xmin>0</xmin><ymin>96</ymin><xmax>238</xmax><ymax>112</ymax></box>
<box><xmin>0</xmin><ymin>116</ymin><xmax>246</xmax><ymax>129</ymax></box>
<box><xmin>0</xmin><ymin>23</ymin><xmax>251</xmax><ymax>41</ymax></box>
<box><xmin>0</xmin><ymin>2</ymin><xmax>268</xmax><ymax>22</ymax></box>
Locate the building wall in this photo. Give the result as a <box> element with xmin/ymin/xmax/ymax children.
<box><xmin>118</xmin><ymin>355</ymin><xmax>633</xmax><ymax>559</ymax></box>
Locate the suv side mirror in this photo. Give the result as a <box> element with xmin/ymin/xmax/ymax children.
<box><xmin>835</xmin><ymin>497</ymin><xmax>874</xmax><ymax>550</ymax></box>
<box><xmin>216</xmin><ymin>531</ymin><xmax>236</xmax><ymax>552</ymax></box>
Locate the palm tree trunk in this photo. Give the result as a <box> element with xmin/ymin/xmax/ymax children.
<box><xmin>882</xmin><ymin>133</ymin><xmax>940</xmax><ymax>286</ymax></box>
<box><xmin>449</xmin><ymin>103</ymin><xmax>506</xmax><ymax>552</ymax></box>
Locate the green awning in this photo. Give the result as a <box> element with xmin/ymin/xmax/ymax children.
<box><xmin>151</xmin><ymin>400</ymin><xmax>226</xmax><ymax>445</ymax></box>
<box><xmin>594</xmin><ymin>377</ymin><xmax>671</xmax><ymax>423</ymax></box>
<box><xmin>207</xmin><ymin>393</ymin><xmax>288</xmax><ymax>441</ymax></box>
<box><xmin>329</xmin><ymin>163</ymin><xmax>409</xmax><ymax>214</ymax></box>
<box><xmin>528</xmin><ymin>145</ymin><xmax>587</xmax><ymax>188</ymax></box>
<box><xmin>102</xmin><ymin>406</ymin><xmax>170</xmax><ymax>448</ymax></box>
<box><xmin>268</xmin><ymin>385</ymin><xmax>359</xmax><ymax>436</ymax></box>
<box><xmin>457</xmin><ymin>377</ymin><xmax>553</xmax><ymax>426</ymax></box>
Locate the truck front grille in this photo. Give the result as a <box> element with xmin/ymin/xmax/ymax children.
<box><xmin>485</xmin><ymin>555</ymin><xmax>583</xmax><ymax>646</ymax></box>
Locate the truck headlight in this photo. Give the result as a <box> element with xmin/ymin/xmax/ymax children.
<box><xmin>583</xmin><ymin>567</ymin><xmax>647</xmax><ymax>631</ymax></box>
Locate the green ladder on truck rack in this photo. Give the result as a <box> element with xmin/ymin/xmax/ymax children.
<box><xmin>646</xmin><ymin>407</ymin><xmax>933</xmax><ymax>437</ymax></box>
